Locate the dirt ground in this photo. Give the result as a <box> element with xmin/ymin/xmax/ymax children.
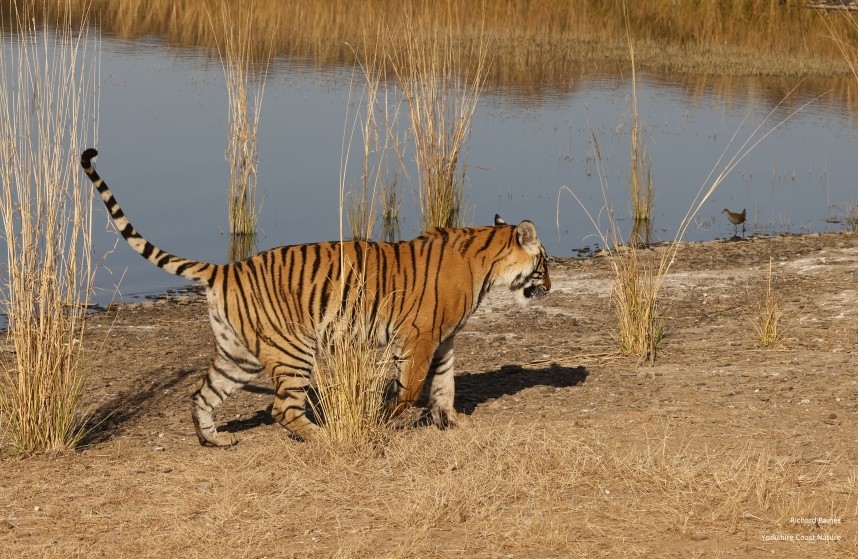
<box><xmin>1</xmin><ymin>231</ymin><xmax>857</xmax><ymax>558</ymax></box>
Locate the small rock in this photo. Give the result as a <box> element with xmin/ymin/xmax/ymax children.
<box><xmin>690</xmin><ymin>532</ymin><xmax>709</xmax><ymax>541</ymax></box>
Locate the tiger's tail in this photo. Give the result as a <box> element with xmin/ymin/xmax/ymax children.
<box><xmin>80</xmin><ymin>149</ymin><xmax>217</xmax><ymax>284</ymax></box>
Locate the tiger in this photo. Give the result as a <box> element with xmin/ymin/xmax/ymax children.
<box><xmin>80</xmin><ymin>148</ymin><xmax>551</xmax><ymax>446</ymax></box>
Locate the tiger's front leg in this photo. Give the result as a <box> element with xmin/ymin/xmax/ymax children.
<box><xmin>386</xmin><ymin>339</ymin><xmax>435</xmax><ymax>419</ymax></box>
<box><xmin>426</xmin><ymin>338</ymin><xmax>460</xmax><ymax>429</ymax></box>
<box><xmin>387</xmin><ymin>337</ymin><xmax>460</xmax><ymax>429</ymax></box>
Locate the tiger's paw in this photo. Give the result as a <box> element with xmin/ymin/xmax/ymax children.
<box><xmin>201</xmin><ymin>432</ymin><xmax>239</xmax><ymax>447</ymax></box>
<box><xmin>288</xmin><ymin>423</ymin><xmax>321</xmax><ymax>443</ymax></box>
<box><xmin>430</xmin><ymin>406</ymin><xmax>462</xmax><ymax>429</ymax></box>
<box><xmin>192</xmin><ymin>409</ymin><xmax>238</xmax><ymax>447</ymax></box>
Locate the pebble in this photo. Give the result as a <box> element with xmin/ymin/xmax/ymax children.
<box><xmin>690</xmin><ymin>532</ymin><xmax>709</xmax><ymax>541</ymax></box>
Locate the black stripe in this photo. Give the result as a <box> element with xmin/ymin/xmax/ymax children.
<box><xmin>119</xmin><ymin>223</ymin><xmax>134</xmax><ymax>239</ymax></box>
<box><xmin>141</xmin><ymin>242</ymin><xmax>155</xmax><ymax>260</ymax></box>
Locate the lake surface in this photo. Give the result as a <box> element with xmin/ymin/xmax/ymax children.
<box><xmin>8</xmin><ymin>33</ymin><xmax>858</xmax><ymax>304</ymax></box>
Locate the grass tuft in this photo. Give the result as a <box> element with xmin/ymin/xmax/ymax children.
<box><xmin>311</xmin><ymin>263</ymin><xmax>396</xmax><ymax>449</ymax></box>
<box><xmin>392</xmin><ymin>5</ymin><xmax>488</xmax><ymax>231</ymax></box>
<box><xmin>610</xmin><ymin>247</ymin><xmax>664</xmax><ymax>362</ymax></box>
<box><xmin>0</xmin><ymin>1</ymin><xmax>99</xmax><ymax>454</ymax></box>
<box><xmin>846</xmin><ymin>204</ymin><xmax>858</xmax><ymax>231</ymax></box>
<box><xmin>754</xmin><ymin>257</ymin><xmax>784</xmax><ymax>349</ymax></box>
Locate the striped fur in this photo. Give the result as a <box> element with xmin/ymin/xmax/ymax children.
<box><xmin>80</xmin><ymin>149</ymin><xmax>551</xmax><ymax>446</ymax></box>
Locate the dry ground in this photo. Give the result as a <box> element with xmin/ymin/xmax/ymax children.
<box><xmin>1</xmin><ymin>232</ymin><xmax>857</xmax><ymax>558</ymax></box>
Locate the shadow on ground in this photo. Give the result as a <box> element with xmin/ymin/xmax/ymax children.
<box><xmin>80</xmin><ymin>362</ymin><xmax>588</xmax><ymax>444</ymax></box>
<box><xmin>80</xmin><ymin>367</ymin><xmax>199</xmax><ymax>447</ymax></box>
<box><xmin>220</xmin><ymin>363</ymin><xmax>589</xmax><ymax>438</ymax></box>
<box><xmin>451</xmin><ymin>363</ymin><xmax>588</xmax><ymax>415</ymax></box>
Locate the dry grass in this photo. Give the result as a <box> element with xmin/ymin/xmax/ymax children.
<box><xmin>2</xmin><ymin>420</ymin><xmax>855</xmax><ymax>557</ymax></box>
<box><xmin>0</xmin><ymin>1</ymin><xmax>99</xmax><ymax>454</ymax></box>
<box><xmin>754</xmin><ymin>257</ymin><xmax>785</xmax><ymax>349</ymax></box>
<box><xmin>342</xmin><ymin>26</ymin><xmax>405</xmax><ymax>242</ymax></box>
<box><xmin>391</xmin><ymin>5</ymin><xmax>488</xmax><ymax>230</ymax></box>
<box><xmin>311</xmin><ymin>266</ymin><xmax>397</xmax><ymax>449</ymax></box>
<box><xmin>209</xmin><ymin>1</ymin><xmax>271</xmax><ymax>260</ymax></box>
<box><xmin>610</xmin><ymin>248</ymin><xmax>665</xmax><ymax>363</ymax></box>
<box><xmin>325</xmin><ymin>35</ymin><xmax>404</xmax><ymax>445</ymax></box>
<box><xmin>625</xmin><ymin>20</ymin><xmax>655</xmax><ymax>247</ymax></box>
<box><xmin>560</xmin><ymin>24</ymin><xmax>818</xmax><ymax>363</ymax></box>
<box><xmin>561</xmin><ymin>120</ymin><xmax>664</xmax><ymax>363</ymax></box>
<box><xmin>825</xmin><ymin>2</ymin><xmax>858</xmax><ymax>235</ymax></box>
<box><xmin>26</xmin><ymin>0</ymin><xmax>858</xmax><ymax>88</ymax></box>
<box><xmin>846</xmin><ymin>204</ymin><xmax>858</xmax><ymax>231</ymax></box>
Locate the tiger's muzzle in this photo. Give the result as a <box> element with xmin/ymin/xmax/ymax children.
<box><xmin>524</xmin><ymin>284</ymin><xmax>550</xmax><ymax>300</ymax></box>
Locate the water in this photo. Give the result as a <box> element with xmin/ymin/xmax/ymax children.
<box><xmin>11</xmin><ymin>34</ymin><xmax>858</xmax><ymax>304</ymax></box>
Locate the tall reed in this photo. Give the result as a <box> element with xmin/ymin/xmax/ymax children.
<box><xmin>210</xmin><ymin>2</ymin><xmax>271</xmax><ymax>260</ymax></box>
<box><xmin>392</xmin><ymin>5</ymin><xmax>488</xmax><ymax>231</ymax></box>
<box><xmin>0</xmin><ymin>2</ymin><xmax>99</xmax><ymax>454</ymax></box>
<box><xmin>342</xmin><ymin>24</ymin><xmax>406</xmax><ymax>242</ymax></box>
<box><xmin>568</xmin><ymin>131</ymin><xmax>663</xmax><ymax>363</ymax></box>
<box><xmin>626</xmin><ymin>24</ymin><xmax>655</xmax><ymax>247</ymax></box>
<box><xmin>320</xmin><ymin>29</ymin><xmax>407</xmax><ymax>445</ymax></box>
<box><xmin>824</xmin><ymin>2</ymin><xmax>858</xmax><ymax>234</ymax></box>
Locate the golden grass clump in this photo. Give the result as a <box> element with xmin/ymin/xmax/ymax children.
<box><xmin>754</xmin><ymin>257</ymin><xmax>785</xmax><ymax>349</ymax></box>
<box><xmin>610</xmin><ymin>248</ymin><xmax>664</xmax><ymax>363</ymax></box>
<box><xmin>0</xmin><ymin>2</ymin><xmax>99</xmax><ymax>454</ymax></box>
<box><xmin>559</xmin><ymin>22</ymin><xmax>812</xmax><ymax>363</ymax></box>
<box><xmin>311</xmin><ymin>263</ymin><xmax>396</xmax><ymax>448</ymax></box>
<box><xmin>563</xmin><ymin>111</ymin><xmax>664</xmax><ymax>363</ymax></box>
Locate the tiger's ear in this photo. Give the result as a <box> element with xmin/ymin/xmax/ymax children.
<box><xmin>515</xmin><ymin>220</ymin><xmax>539</xmax><ymax>251</ymax></box>
<box><xmin>494</xmin><ymin>214</ymin><xmax>506</xmax><ymax>226</ymax></box>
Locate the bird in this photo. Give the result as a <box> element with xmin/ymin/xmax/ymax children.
<box><xmin>722</xmin><ymin>208</ymin><xmax>746</xmax><ymax>238</ymax></box>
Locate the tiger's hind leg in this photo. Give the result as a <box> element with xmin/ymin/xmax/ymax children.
<box><xmin>262</xmin><ymin>340</ymin><xmax>321</xmax><ymax>442</ymax></box>
<box><xmin>426</xmin><ymin>338</ymin><xmax>461</xmax><ymax>429</ymax></box>
<box><xmin>192</xmin><ymin>349</ymin><xmax>264</xmax><ymax>447</ymax></box>
<box><xmin>270</xmin><ymin>367</ymin><xmax>320</xmax><ymax>442</ymax></box>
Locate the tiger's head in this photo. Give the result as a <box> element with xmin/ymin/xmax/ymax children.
<box><xmin>494</xmin><ymin>215</ymin><xmax>551</xmax><ymax>304</ymax></box>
